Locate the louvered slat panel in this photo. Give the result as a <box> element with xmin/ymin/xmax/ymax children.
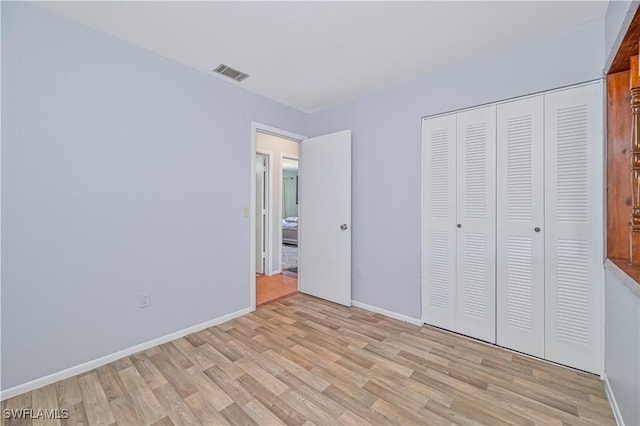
<box><xmin>556</xmin><ymin>105</ymin><xmax>588</xmax><ymax>223</ymax></box>
<box><xmin>422</xmin><ymin>114</ymin><xmax>457</xmax><ymax>330</ymax></box>
<box><xmin>497</xmin><ymin>97</ymin><xmax>545</xmax><ymax>358</ymax></box>
<box><xmin>428</xmin><ymin>231</ymin><xmax>450</xmax><ymax>309</ymax></box>
<box><xmin>556</xmin><ymin>239</ymin><xmax>590</xmax><ymax>345</ymax></box>
<box><xmin>456</xmin><ymin>106</ymin><xmax>496</xmax><ymax>343</ymax></box>
<box><xmin>430</xmin><ymin>129</ymin><xmax>450</xmax><ymax>219</ymax></box>
<box><xmin>464</xmin><ymin>123</ymin><xmax>487</xmax><ymax>220</ymax></box>
<box><xmin>507</xmin><ymin>115</ymin><xmax>533</xmax><ymax>221</ymax></box>
<box><xmin>462</xmin><ymin>233</ymin><xmax>487</xmax><ymax>319</ymax></box>
<box><xmin>505</xmin><ymin>236</ymin><xmax>534</xmax><ymax>331</ymax></box>
<box><xmin>545</xmin><ymin>82</ymin><xmax>603</xmax><ymax>374</ymax></box>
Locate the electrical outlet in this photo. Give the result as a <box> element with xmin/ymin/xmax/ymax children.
<box><xmin>357</xmin><ymin>267</ymin><xmax>364</xmax><ymax>278</ymax></box>
<box><xmin>139</xmin><ymin>292</ymin><xmax>151</xmax><ymax>308</ymax></box>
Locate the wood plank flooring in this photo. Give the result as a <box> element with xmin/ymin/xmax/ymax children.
<box><xmin>256</xmin><ymin>274</ymin><xmax>297</xmax><ymax>307</ymax></box>
<box><xmin>2</xmin><ymin>294</ymin><xmax>615</xmax><ymax>425</ymax></box>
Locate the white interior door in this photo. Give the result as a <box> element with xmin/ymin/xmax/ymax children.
<box><xmin>496</xmin><ymin>96</ymin><xmax>545</xmax><ymax>357</ymax></box>
<box><xmin>456</xmin><ymin>105</ymin><xmax>496</xmax><ymax>343</ymax></box>
<box><xmin>255</xmin><ymin>153</ymin><xmax>268</xmax><ymax>275</ymax></box>
<box><xmin>422</xmin><ymin>114</ymin><xmax>457</xmax><ymax>329</ymax></box>
<box><xmin>544</xmin><ymin>82</ymin><xmax>603</xmax><ymax>373</ymax></box>
<box><xmin>299</xmin><ymin>130</ymin><xmax>352</xmax><ymax>306</ymax></box>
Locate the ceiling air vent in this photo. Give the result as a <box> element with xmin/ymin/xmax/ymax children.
<box><xmin>213</xmin><ymin>64</ymin><xmax>249</xmax><ymax>82</ymax></box>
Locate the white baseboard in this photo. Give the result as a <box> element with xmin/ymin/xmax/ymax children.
<box><xmin>0</xmin><ymin>306</ymin><xmax>253</xmax><ymax>401</ymax></box>
<box><xmin>603</xmin><ymin>373</ymin><xmax>625</xmax><ymax>426</ymax></box>
<box><xmin>351</xmin><ymin>300</ymin><xmax>423</xmax><ymax>326</ymax></box>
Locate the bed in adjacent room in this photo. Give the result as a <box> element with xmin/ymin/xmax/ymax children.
<box><xmin>282</xmin><ymin>217</ymin><xmax>298</xmax><ymax>245</ymax></box>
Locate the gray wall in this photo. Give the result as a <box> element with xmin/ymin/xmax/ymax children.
<box><xmin>604</xmin><ymin>1</ymin><xmax>639</xmax><ymax>70</ymax></box>
<box><xmin>1</xmin><ymin>2</ymin><xmax>306</xmax><ymax>390</ymax></box>
<box><xmin>308</xmin><ymin>19</ymin><xmax>605</xmax><ymax>319</ymax></box>
<box><xmin>604</xmin><ymin>263</ymin><xmax>640</xmax><ymax>426</ymax></box>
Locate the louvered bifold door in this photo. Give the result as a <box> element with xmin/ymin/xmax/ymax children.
<box><xmin>496</xmin><ymin>96</ymin><xmax>545</xmax><ymax>357</ymax></box>
<box><xmin>455</xmin><ymin>106</ymin><xmax>496</xmax><ymax>343</ymax></box>
<box><xmin>422</xmin><ymin>114</ymin><xmax>457</xmax><ymax>330</ymax></box>
<box><xmin>544</xmin><ymin>82</ymin><xmax>603</xmax><ymax>374</ymax></box>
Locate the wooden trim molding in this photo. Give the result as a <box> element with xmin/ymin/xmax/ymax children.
<box><xmin>607</xmin><ymin>71</ymin><xmax>634</xmax><ymax>260</ymax></box>
<box><xmin>607</xmin><ymin>6</ymin><xmax>640</xmax><ymax>267</ymax></box>
<box><xmin>630</xmin><ymin>56</ymin><xmax>640</xmax><ymax>266</ymax></box>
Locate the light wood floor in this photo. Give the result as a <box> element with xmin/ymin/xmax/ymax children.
<box><xmin>2</xmin><ymin>293</ymin><xmax>614</xmax><ymax>426</ymax></box>
<box><xmin>256</xmin><ymin>274</ymin><xmax>297</xmax><ymax>307</ymax></box>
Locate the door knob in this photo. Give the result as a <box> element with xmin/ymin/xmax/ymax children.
<box><xmin>340</xmin><ymin>224</ymin><xmax>348</xmax><ymax>230</ymax></box>
<box><xmin>534</xmin><ymin>227</ymin><xmax>541</xmax><ymax>232</ymax></box>
<box><xmin>457</xmin><ymin>224</ymin><xmax>462</xmax><ymax>228</ymax></box>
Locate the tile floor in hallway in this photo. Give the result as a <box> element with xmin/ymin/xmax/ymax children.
<box><xmin>256</xmin><ymin>273</ymin><xmax>298</xmax><ymax>307</ymax></box>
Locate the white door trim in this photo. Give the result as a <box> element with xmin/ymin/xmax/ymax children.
<box><xmin>256</xmin><ymin>149</ymin><xmax>273</xmax><ymax>276</ymax></box>
<box><xmin>250</xmin><ymin>122</ymin><xmax>306</xmax><ymax>311</ymax></box>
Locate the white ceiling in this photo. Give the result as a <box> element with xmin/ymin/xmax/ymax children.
<box><xmin>37</xmin><ymin>1</ymin><xmax>608</xmax><ymax>113</ymax></box>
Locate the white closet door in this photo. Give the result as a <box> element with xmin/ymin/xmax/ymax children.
<box><xmin>422</xmin><ymin>114</ymin><xmax>457</xmax><ymax>329</ymax></box>
<box><xmin>544</xmin><ymin>82</ymin><xmax>603</xmax><ymax>373</ymax></box>
<box><xmin>456</xmin><ymin>106</ymin><xmax>496</xmax><ymax>343</ymax></box>
<box><xmin>496</xmin><ymin>97</ymin><xmax>545</xmax><ymax>357</ymax></box>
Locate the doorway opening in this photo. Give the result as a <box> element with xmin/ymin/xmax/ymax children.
<box><xmin>251</xmin><ymin>125</ymin><xmax>304</xmax><ymax>308</ymax></box>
